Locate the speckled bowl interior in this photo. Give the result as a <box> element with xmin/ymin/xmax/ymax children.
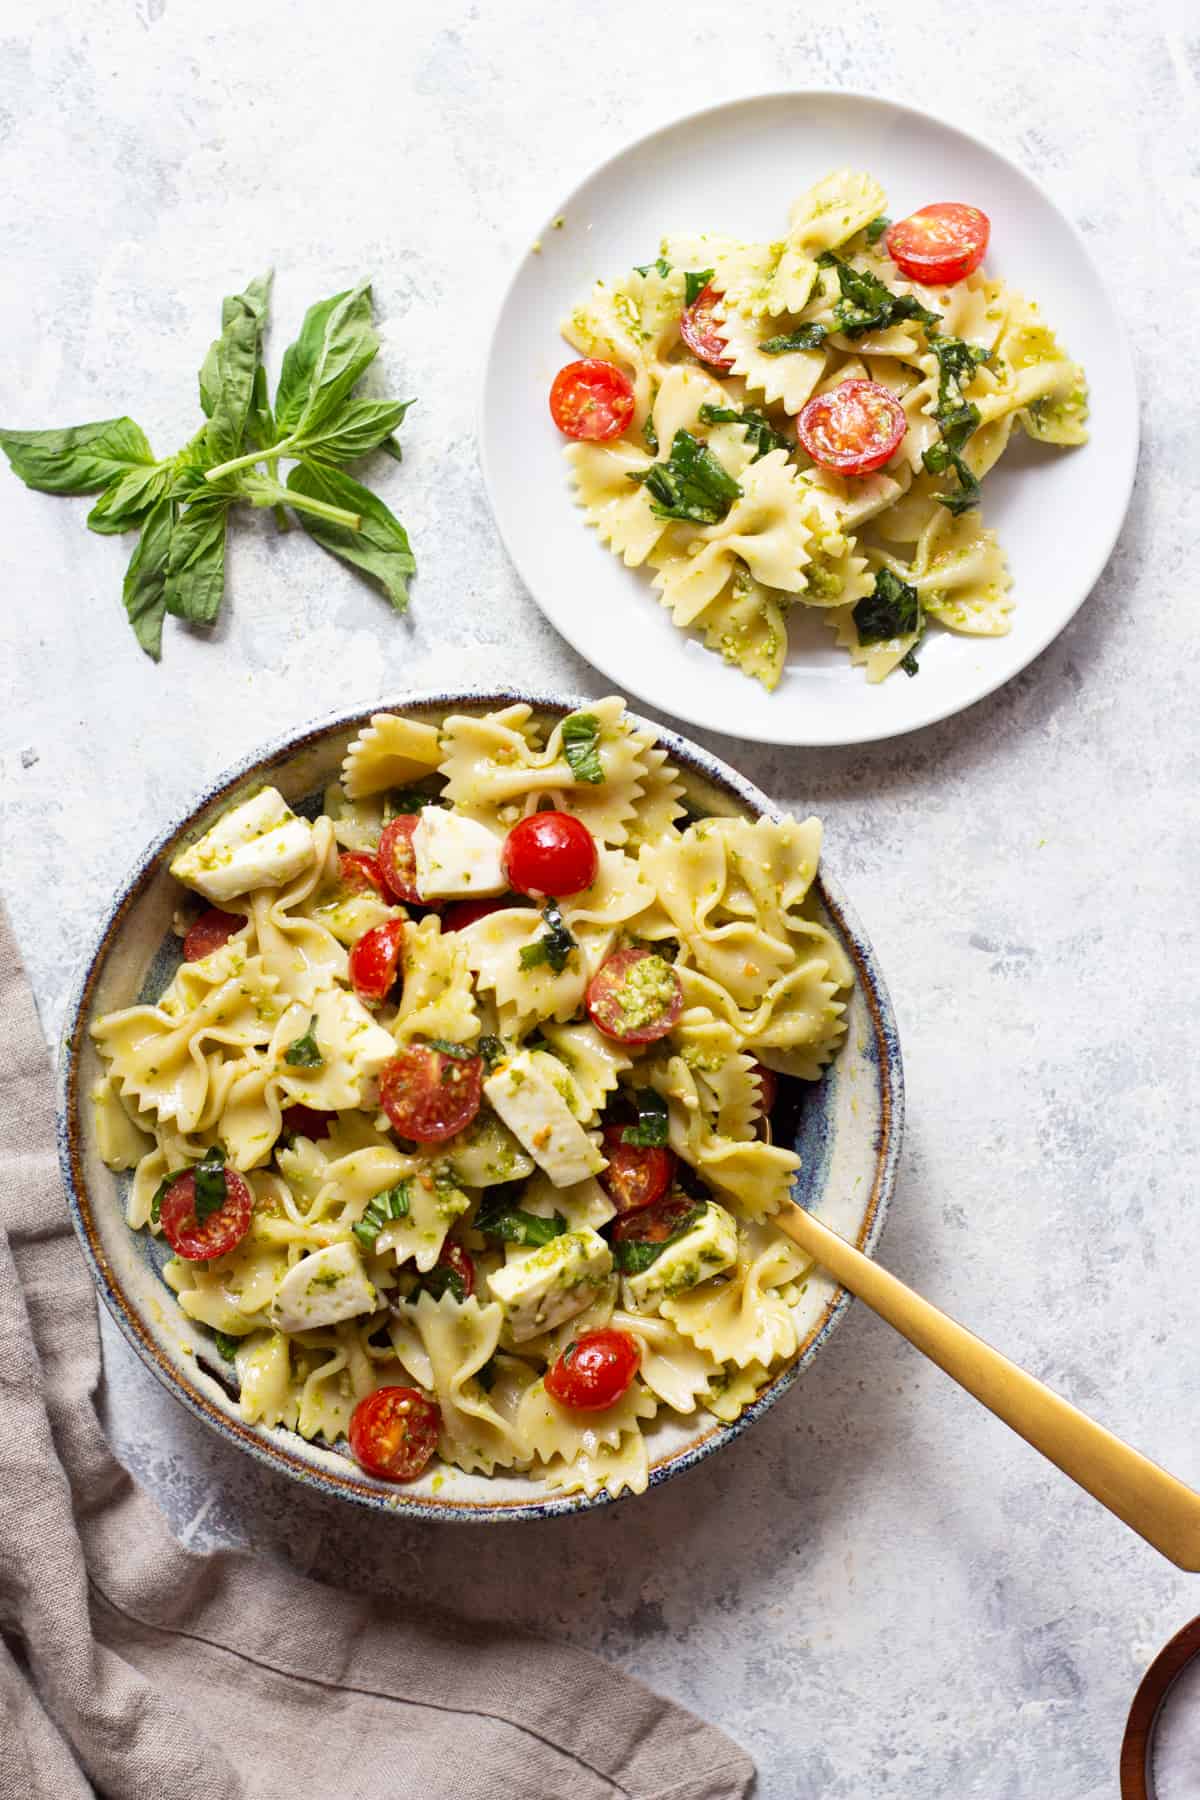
<box><xmin>57</xmin><ymin>688</ymin><xmax>904</xmax><ymax>1521</ymax></box>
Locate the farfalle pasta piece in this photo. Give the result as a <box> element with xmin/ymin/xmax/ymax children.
<box><xmin>693</xmin><ymin>570</ymin><xmax>790</xmax><ymax>692</ymax></box>
<box><xmin>340</xmin><ymin>713</ymin><xmax>442</xmax><ymax>800</ymax></box>
<box><xmin>391</xmin><ymin>915</ymin><xmax>480</xmax><ymax>1046</ymax></box>
<box><xmin>713</xmin><ymin>302</ymin><xmax>828</xmax><ymax>417</ymax></box>
<box><xmin>518</xmin><ymin>1374</ymin><xmax>657</xmax><ymax>1465</ymax></box>
<box><xmin>611</xmin><ymin>1307</ymin><xmax>722</xmax><ymax>1413</ymax></box>
<box><xmin>662</xmin><ymin>1224</ymin><xmax>810</xmax><ymax>1368</ymax></box>
<box><xmin>531</xmin><ymin>1020</ymin><xmax>632</xmax><ymax>1123</ymax></box>
<box><xmin>649</xmin><ymin>450</ymin><xmax>813</xmax><ymax>626</ymax></box>
<box><xmin>542</xmin><ymin>1431</ymin><xmax>649</xmax><ymax>1501</ymax></box>
<box><xmin>399</xmin><ymin>1293</ymin><xmax>529</xmax><ymax>1476</ymax></box>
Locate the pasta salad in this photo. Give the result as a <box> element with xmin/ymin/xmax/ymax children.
<box><xmin>90</xmin><ymin>699</ymin><xmax>853</xmax><ymax>1501</ymax></box>
<box><xmin>550</xmin><ymin>171</ymin><xmax>1089</xmax><ymax>689</ymax></box>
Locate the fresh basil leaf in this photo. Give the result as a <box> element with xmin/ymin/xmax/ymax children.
<box><xmin>519</xmin><ymin>899</ymin><xmax>576</xmax><ymax>974</ymax></box>
<box><xmin>899</xmin><ymin>643</ymin><xmax>921</xmax><ymax>677</ymax></box>
<box><xmin>816</xmin><ymin>253</ymin><xmax>941</xmax><ymax>338</ymax></box>
<box><xmin>202</xmin><ymin>271</ymin><xmax>273</xmax><ymax>465</ymax></box>
<box><xmin>424</xmin><ymin>1038</ymin><xmax>473</xmax><ymax>1060</ymax></box>
<box><xmin>642</xmin><ymin>412</ymin><xmax>659</xmax><ymax>455</ymax></box>
<box><xmin>759</xmin><ymin>324</ymin><xmax>827</xmax><ymax>355</ymax></box>
<box><xmin>475</xmin><ymin>1206</ymin><xmax>567</xmax><ymax>1248</ymax></box>
<box><xmin>122</xmin><ymin>497</ymin><xmax>174</xmax><ymax>659</ymax></box>
<box><xmin>385</xmin><ymin>784</ymin><xmax>442</xmax><ymax>815</ymax></box>
<box><xmin>634</xmin><ymin>257</ymin><xmax>672</xmax><ymax>278</ymax></box>
<box><xmin>561</xmin><ymin>711</ymin><xmax>605</xmax><ymax>785</ymax></box>
<box><xmin>629</xmin><ymin>429</ymin><xmax>741</xmax><ymax>525</ymax></box>
<box><xmin>0</xmin><ymin>417</ymin><xmax>156</xmax><ymax>494</ymax></box>
<box><xmin>163</xmin><ymin>493</ymin><xmax>229</xmax><ymax>623</ymax></box>
<box><xmin>416</xmin><ymin>1263</ymin><xmax>467</xmax><ymax>1303</ymax></box>
<box><xmin>283</xmin><ymin>1015</ymin><xmax>323</xmax><ymax>1068</ymax></box>
<box><xmin>192</xmin><ymin>1145</ymin><xmax>228</xmax><ymax>1224</ymax></box>
<box><xmin>86</xmin><ymin>462</ymin><xmax>172</xmax><ymax>535</ymax></box>
<box><xmin>697</xmin><ymin>402</ymin><xmax>791</xmax><ymax>460</ymax></box>
<box><xmin>612</xmin><ymin>1203</ymin><xmax>706</xmax><ymax>1274</ymax></box>
<box><xmin>213</xmin><ymin>1330</ymin><xmax>240</xmax><ymax>1362</ymax></box>
<box><xmin>927</xmin><ymin>333</ymin><xmax>992</xmax><ymax>417</ymax></box>
<box><xmin>853</xmin><ymin>567</ymin><xmax>922</xmax><ymax>645</ymax></box>
<box><xmin>477</xmin><ymin>1034</ymin><xmax>505</xmax><ymax>1071</ymax></box>
<box><xmin>920</xmin><ymin>332</ymin><xmax>992</xmax><ymax>513</ymax></box>
<box><xmin>621</xmin><ymin>1088</ymin><xmax>669</xmax><ymax>1148</ymax></box>
<box><xmin>273</xmin><ymin>280</ymin><xmax>378</xmax><ymax>441</ymax></box>
<box><xmin>865</xmin><ymin>215</ymin><xmax>891</xmax><ymax>245</ymax></box>
<box><xmin>304</xmin><ymin>397</ymin><xmax>414</xmax><ymax>465</ymax></box>
<box><xmin>684</xmin><ymin>268</ymin><xmax>714</xmax><ymax>307</ymax></box>
<box><xmin>286</xmin><ymin>460</ymin><xmax>414</xmax><ymax>610</ymax></box>
<box><xmin>353</xmin><ymin>1179</ymin><xmax>412</xmax><ymax>1248</ymax></box>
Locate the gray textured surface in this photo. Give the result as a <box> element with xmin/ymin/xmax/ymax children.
<box><xmin>2</xmin><ymin>4</ymin><xmax>1198</xmax><ymax>1795</ymax></box>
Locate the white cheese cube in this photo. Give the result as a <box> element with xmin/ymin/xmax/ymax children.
<box><xmin>486</xmin><ymin>1228</ymin><xmax>613</xmax><ymax>1341</ymax></box>
<box><xmin>411</xmin><ymin>809</ymin><xmax>506</xmax><ymax>899</ymax></box>
<box><xmin>483</xmin><ymin>1052</ymin><xmax>606</xmax><ymax>1188</ymax></box>
<box><xmin>171</xmin><ymin>788</ymin><xmax>316</xmax><ymax>904</ymax></box>
<box><xmin>270</xmin><ymin>1241</ymin><xmax>377</xmax><ymax>1333</ymax></box>
<box><xmin>622</xmin><ymin>1201</ymin><xmax>738</xmax><ymax>1308</ymax></box>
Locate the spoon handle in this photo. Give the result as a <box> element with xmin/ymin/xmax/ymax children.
<box><xmin>775</xmin><ymin>1201</ymin><xmax>1200</xmax><ymax>1570</ymax></box>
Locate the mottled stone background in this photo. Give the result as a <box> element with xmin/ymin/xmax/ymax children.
<box><xmin>2</xmin><ymin>3</ymin><xmax>1198</xmax><ymax>1794</ymax></box>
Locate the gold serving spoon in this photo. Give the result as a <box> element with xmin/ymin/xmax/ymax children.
<box><xmin>775</xmin><ymin>1202</ymin><xmax>1200</xmax><ymax>1571</ymax></box>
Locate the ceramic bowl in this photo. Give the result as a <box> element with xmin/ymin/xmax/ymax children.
<box><xmin>57</xmin><ymin>689</ymin><xmax>903</xmax><ymax>1521</ymax></box>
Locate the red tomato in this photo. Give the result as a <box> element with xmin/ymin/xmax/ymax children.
<box><xmin>380</xmin><ymin>1045</ymin><xmax>483</xmax><ymax>1143</ymax></box>
<box><xmin>549</xmin><ymin>359</ymin><xmax>636</xmax><ymax>442</ymax></box>
<box><xmin>679</xmin><ymin>283</ymin><xmax>734</xmax><ymax>371</ymax></box>
<box><xmin>612</xmin><ymin>1195</ymin><xmax>696</xmax><ymax>1246</ymax></box>
<box><xmin>502</xmin><ymin>811</ymin><xmax>598</xmax><ymax>897</ymax></box>
<box><xmin>159</xmin><ymin>1166</ymin><xmax>253</xmax><ymax>1261</ymax></box>
<box><xmin>433</xmin><ymin>1242</ymin><xmax>475</xmax><ymax>1300</ymax></box>
<box><xmin>280</xmin><ymin>1104</ymin><xmax>334</xmax><ymax>1141</ymax></box>
<box><xmin>545</xmin><ymin>1329</ymin><xmax>641</xmax><ymax>1412</ymax></box>
<box><xmin>348</xmin><ymin>917</ymin><xmax>406</xmax><ymax>1004</ymax></box>
<box><xmin>886</xmin><ymin>203</ymin><xmax>990</xmax><ymax>286</ymax></box>
<box><xmin>753</xmin><ymin>1063</ymin><xmax>778</xmax><ymax>1116</ymax></box>
<box><xmin>586</xmin><ymin>948</ymin><xmax>683</xmax><ymax>1045</ymax></box>
<box><xmin>599</xmin><ymin>1125</ymin><xmax>674</xmax><ymax>1215</ymax></box>
<box><xmin>348</xmin><ymin>1386</ymin><xmax>441</xmax><ymax>1482</ymax></box>
<box><xmin>377</xmin><ymin>815</ymin><xmax>422</xmax><ymax>904</ymax></box>
<box><xmin>338</xmin><ymin>851</ymin><xmax>387</xmax><ymax>897</ymax></box>
<box><xmin>182</xmin><ymin>908</ymin><xmax>245</xmax><ymax>962</ymax></box>
<box><xmin>797</xmin><ymin>380</ymin><xmax>906</xmax><ymax>476</ymax></box>
<box><xmin>441</xmin><ymin>896</ymin><xmax>516</xmax><ymax>932</ymax></box>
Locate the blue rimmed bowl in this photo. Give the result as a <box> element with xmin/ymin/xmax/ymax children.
<box><xmin>57</xmin><ymin>689</ymin><xmax>903</xmax><ymax>1521</ymax></box>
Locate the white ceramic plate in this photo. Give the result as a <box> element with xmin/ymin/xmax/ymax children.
<box><xmin>480</xmin><ymin>91</ymin><xmax>1138</xmax><ymax>747</ymax></box>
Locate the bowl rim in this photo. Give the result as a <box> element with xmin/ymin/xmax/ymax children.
<box><xmin>56</xmin><ymin>687</ymin><xmax>904</xmax><ymax>1522</ymax></box>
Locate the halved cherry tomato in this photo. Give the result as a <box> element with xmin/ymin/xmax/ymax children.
<box><xmin>797</xmin><ymin>379</ymin><xmax>906</xmax><ymax>476</ymax></box>
<box><xmin>503</xmin><ymin>811</ymin><xmax>598</xmax><ymax>897</ymax></box>
<box><xmin>348</xmin><ymin>917</ymin><xmax>406</xmax><ymax>1004</ymax></box>
<box><xmin>380</xmin><ymin>1044</ymin><xmax>483</xmax><ymax>1143</ymax></box>
<box><xmin>182</xmin><ymin>908</ymin><xmax>245</xmax><ymax>962</ymax></box>
<box><xmin>612</xmin><ymin>1194</ymin><xmax>696</xmax><ymax>1246</ymax></box>
<box><xmin>549</xmin><ymin>359</ymin><xmax>636</xmax><ymax>441</ymax></box>
<box><xmin>679</xmin><ymin>283</ymin><xmax>734</xmax><ymax>371</ymax></box>
<box><xmin>432</xmin><ymin>1241</ymin><xmax>475</xmax><ymax>1300</ymax></box>
<box><xmin>280</xmin><ymin>1103</ymin><xmax>334</xmax><ymax>1141</ymax></box>
<box><xmin>348</xmin><ymin>1385</ymin><xmax>441</xmax><ymax>1482</ymax></box>
<box><xmin>545</xmin><ymin>1328</ymin><xmax>641</xmax><ymax>1412</ymax></box>
<box><xmin>338</xmin><ymin>851</ymin><xmax>387</xmax><ymax>897</ymax></box>
<box><xmin>377</xmin><ymin>815</ymin><xmax>422</xmax><ymax>904</ymax></box>
<box><xmin>587</xmin><ymin>947</ymin><xmax>683</xmax><ymax>1045</ymax></box>
<box><xmin>753</xmin><ymin>1063</ymin><xmax>778</xmax><ymax>1117</ymax></box>
<box><xmin>441</xmin><ymin>896</ymin><xmax>517</xmax><ymax>932</ymax></box>
<box><xmin>599</xmin><ymin>1125</ymin><xmax>675</xmax><ymax>1215</ymax></box>
<box><xmin>159</xmin><ymin>1165</ymin><xmax>253</xmax><ymax>1261</ymax></box>
<box><xmin>886</xmin><ymin>203</ymin><xmax>990</xmax><ymax>287</ymax></box>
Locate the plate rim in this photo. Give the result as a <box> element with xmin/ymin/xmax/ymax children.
<box><xmin>56</xmin><ymin>686</ymin><xmax>905</xmax><ymax>1522</ymax></box>
<box><xmin>478</xmin><ymin>86</ymin><xmax>1140</xmax><ymax>748</ymax></box>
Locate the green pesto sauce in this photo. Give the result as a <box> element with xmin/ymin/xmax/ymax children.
<box><xmin>613</xmin><ymin>955</ymin><xmax>677</xmax><ymax>1031</ymax></box>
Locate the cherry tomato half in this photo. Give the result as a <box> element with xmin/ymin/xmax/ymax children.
<box><xmin>612</xmin><ymin>1194</ymin><xmax>696</xmax><ymax>1246</ymax></box>
<box><xmin>549</xmin><ymin>359</ymin><xmax>636</xmax><ymax>442</ymax></box>
<box><xmin>599</xmin><ymin>1125</ymin><xmax>675</xmax><ymax>1215</ymax></box>
<box><xmin>587</xmin><ymin>948</ymin><xmax>683</xmax><ymax>1045</ymax></box>
<box><xmin>338</xmin><ymin>851</ymin><xmax>387</xmax><ymax>897</ymax></box>
<box><xmin>441</xmin><ymin>896</ymin><xmax>517</xmax><ymax>932</ymax></box>
<box><xmin>886</xmin><ymin>203</ymin><xmax>990</xmax><ymax>287</ymax></box>
<box><xmin>797</xmin><ymin>379</ymin><xmax>906</xmax><ymax>476</ymax></box>
<box><xmin>432</xmin><ymin>1241</ymin><xmax>475</xmax><ymax>1300</ymax></box>
<box><xmin>348</xmin><ymin>917</ymin><xmax>406</xmax><ymax>1005</ymax></box>
<box><xmin>182</xmin><ymin>908</ymin><xmax>245</xmax><ymax>962</ymax></box>
<box><xmin>159</xmin><ymin>1165</ymin><xmax>253</xmax><ymax>1261</ymax></box>
<box><xmin>280</xmin><ymin>1103</ymin><xmax>334</xmax><ymax>1142</ymax></box>
<box><xmin>503</xmin><ymin>811</ymin><xmax>598</xmax><ymax>898</ymax></box>
<box><xmin>348</xmin><ymin>1385</ymin><xmax>441</xmax><ymax>1482</ymax></box>
<box><xmin>377</xmin><ymin>815</ymin><xmax>423</xmax><ymax>905</ymax></box>
<box><xmin>545</xmin><ymin>1328</ymin><xmax>641</xmax><ymax>1412</ymax></box>
<box><xmin>380</xmin><ymin>1044</ymin><xmax>483</xmax><ymax>1143</ymax></box>
<box><xmin>679</xmin><ymin>283</ymin><xmax>734</xmax><ymax>371</ymax></box>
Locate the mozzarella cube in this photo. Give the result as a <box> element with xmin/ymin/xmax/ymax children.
<box><xmin>486</xmin><ymin>1228</ymin><xmax>613</xmax><ymax>1341</ymax></box>
<box><xmin>483</xmin><ymin>1052</ymin><xmax>606</xmax><ymax>1188</ymax></box>
<box><xmin>622</xmin><ymin>1201</ymin><xmax>738</xmax><ymax>1309</ymax></box>
<box><xmin>171</xmin><ymin>788</ymin><xmax>315</xmax><ymax>904</ymax></box>
<box><xmin>270</xmin><ymin>1241</ymin><xmax>377</xmax><ymax>1333</ymax></box>
<box><xmin>411</xmin><ymin>809</ymin><xmax>506</xmax><ymax>900</ymax></box>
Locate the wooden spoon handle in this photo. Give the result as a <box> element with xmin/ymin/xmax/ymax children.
<box><xmin>776</xmin><ymin>1201</ymin><xmax>1200</xmax><ymax>1570</ymax></box>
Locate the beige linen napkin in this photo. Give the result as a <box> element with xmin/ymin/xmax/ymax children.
<box><xmin>0</xmin><ymin>905</ymin><xmax>754</xmax><ymax>1800</ymax></box>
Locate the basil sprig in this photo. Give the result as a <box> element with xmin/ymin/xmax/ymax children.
<box><xmin>519</xmin><ymin>900</ymin><xmax>577</xmax><ymax>975</ymax></box>
<box><xmin>353</xmin><ymin>1181</ymin><xmax>412</xmax><ymax>1250</ymax></box>
<box><xmin>0</xmin><ymin>272</ymin><xmax>416</xmax><ymax>660</ymax></box>
<box><xmin>561</xmin><ymin>711</ymin><xmax>605</xmax><ymax>785</ymax></box>
<box><xmin>816</xmin><ymin>252</ymin><xmax>941</xmax><ymax>339</ymax></box>
<box><xmin>283</xmin><ymin>1015</ymin><xmax>323</xmax><ymax>1068</ymax></box>
<box><xmin>629</xmin><ymin>430</ymin><xmax>741</xmax><ymax>525</ymax></box>
<box><xmin>476</xmin><ymin>1206</ymin><xmax>567</xmax><ymax>1248</ymax></box>
<box><xmin>621</xmin><ymin>1088</ymin><xmax>670</xmax><ymax>1148</ymax></box>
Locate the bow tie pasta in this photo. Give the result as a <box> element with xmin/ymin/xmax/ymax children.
<box><xmin>552</xmin><ymin>170</ymin><xmax>1088</xmax><ymax>690</ymax></box>
<box><xmin>90</xmin><ymin>699</ymin><xmax>854</xmax><ymax>1502</ymax></box>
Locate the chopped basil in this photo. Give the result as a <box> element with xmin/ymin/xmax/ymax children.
<box><xmin>150</xmin><ymin>1174</ymin><xmax>172</xmax><ymax>1225</ymax></box>
<box><xmin>353</xmin><ymin>1180</ymin><xmax>412</xmax><ymax>1249</ymax></box>
<box><xmin>684</xmin><ymin>268</ymin><xmax>714</xmax><ymax>307</ymax></box>
<box><xmin>816</xmin><ymin>252</ymin><xmax>941</xmax><ymax>339</ymax></box>
<box><xmin>642</xmin><ymin>412</ymin><xmax>659</xmax><ymax>455</ymax></box>
<box><xmin>213</xmin><ymin>1330</ymin><xmax>240</xmax><ymax>1362</ymax></box>
<box><xmin>865</xmin><ymin>215</ymin><xmax>891</xmax><ymax>245</ymax></box>
<box><xmin>519</xmin><ymin>899</ymin><xmax>577</xmax><ymax>975</ymax></box>
<box><xmin>424</xmin><ymin>1037</ymin><xmax>473</xmax><ymax>1060</ymax></box>
<box><xmin>477</xmin><ymin>1033</ymin><xmax>505</xmax><ymax>1071</ymax></box>
<box><xmin>921</xmin><ymin>332</ymin><xmax>993</xmax><ymax>514</ymax></box>
<box><xmin>634</xmin><ymin>257</ymin><xmax>672</xmax><ymax>278</ymax></box>
<box><xmin>283</xmin><ymin>1014</ymin><xmax>323</xmax><ymax>1068</ymax></box>
<box><xmin>416</xmin><ymin>1263</ymin><xmax>467</xmax><ymax>1302</ymax></box>
<box><xmin>385</xmin><ymin>784</ymin><xmax>442</xmax><ymax>815</ymax></box>
<box><xmin>899</xmin><ymin>643</ymin><xmax>922</xmax><ymax>677</ymax></box>
<box><xmin>853</xmin><ymin>567</ymin><xmax>922</xmax><ymax>646</ymax></box>
<box><xmin>612</xmin><ymin>1203</ymin><xmax>706</xmax><ymax>1274</ymax></box>
<box><xmin>621</xmin><ymin>1087</ymin><xmax>670</xmax><ymax>1148</ymax></box>
<box><xmin>561</xmin><ymin>711</ymin><xmax>605</xmax><ymax>785</ymax></box>
<box><xmin>698</xmin><ymin>402</ymin><xmax>791</xmax><ymax>461</ymax></box>
<box><xmin>628</xmin><ymin>429</ymin><xmax>741</xmax><ymax>525</ymax></box>
<box><xmin>475</xmin><ymin>1206</ymin><xmax>567</xmax><ymax>1247</ymax></box>
<box><xmin>759</xmin><ymin>323</ymin><xmax>828</xmax><ymax>355</ymax></box>
<box><xmin>192</xmin><ymin>1145</ymin><xmax>228</xmax><ymax>1224</ymax></box>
